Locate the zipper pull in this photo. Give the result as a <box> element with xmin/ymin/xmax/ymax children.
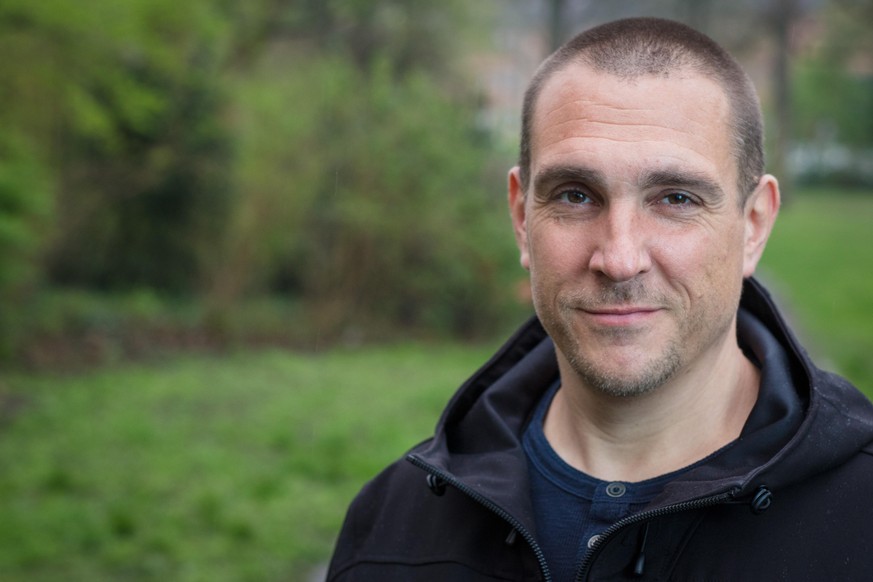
<box><xmin>631</xmin><ymin>522</ymin><xmax>650</xmax><ymax>577</ymax></box>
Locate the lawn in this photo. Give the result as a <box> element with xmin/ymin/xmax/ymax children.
<box><xmin>758</xmin><ymin>189</ymin><xmax>873</xmax><ymax>394</ymax></box>
<box><xmin>0</xmin><ymin>344</ymin><xmax>497</xmax><ymax>581</ymax></box>
<box><xmin>0</xmin><ymin>188</ymin><xmax>869</xmax><ymax>581</ymax></box>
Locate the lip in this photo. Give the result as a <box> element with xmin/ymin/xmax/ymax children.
<box><xmin>580</xmin><ymin>306</ymin><xmax>662</xmax><ymax>326</ymax></box>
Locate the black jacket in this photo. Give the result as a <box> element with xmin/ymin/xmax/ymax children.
<box><xmin>327</xmin><ymin>279</ymin><xmax>873</xmax><ymax>581</ymax></box>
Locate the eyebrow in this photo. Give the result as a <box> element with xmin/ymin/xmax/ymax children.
<box><xmin>532</xmin><ymin>165</ymin><xmax>607</xmax><ymax>197</ymax></box>
<box><xmin>638</xmin><ymin>168</ymin><xmax>726</xmax><ymax>201</ymax></box>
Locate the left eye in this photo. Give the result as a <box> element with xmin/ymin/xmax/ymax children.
<box><xmin>559</xmin><ymin>189</ymin><xmax>591</xmax><ymax>205</ymax></box>
<box><xmin>661</xmin><ymin>192</ymin><xmax>695</xmax><ymax>205</ymax></box>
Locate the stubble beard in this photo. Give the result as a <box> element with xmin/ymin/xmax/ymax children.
<box><xmin>564</xmin><ymin>333</ymin><xmax>683</xmax><ymax>398</ymax></box>
<box><xmin>540</xmin><ymin>279</ymin><xmax>693</xmax><ymax>398</ymax></box>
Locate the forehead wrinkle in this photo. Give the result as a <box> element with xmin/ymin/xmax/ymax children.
<box><xmin>535</xmin><ymin>106</ymin><xmax>721</xmax><ymax>154</ymax></box>
<box><xmin>535</xmin><ymin>74</ymin><xmax>730</xmax><ymax>141</ymax></box>
<box><xmin>538</xmin><ymin>98</ymin><xmax>660</xmax><ymax>129</ymax></box>
<box><xmin>539</xmin><ymin>136</ymin><xmax>720</xmax><ymax>165</ymax></box>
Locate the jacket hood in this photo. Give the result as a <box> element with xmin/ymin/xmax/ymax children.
<box><xmin>731</xmin><ymin>278</ymin><xmax>873</xmax><ymax>492</ymax></box>
<box><xmin>410</xmin><ymin>277</ymin><xmax>873</xmax><ymax>524</ymax></box>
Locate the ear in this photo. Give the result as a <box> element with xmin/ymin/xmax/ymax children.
<box><xmin>508</xmin><ymin>166</ymin><xmax>531</xmax><ymax>270</ymax></box>
<box><xmin>742</xmin><ymin>174</ymin><xmax>781</xmax><ymax>277</ymax></box>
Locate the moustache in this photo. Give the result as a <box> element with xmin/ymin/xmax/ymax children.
<box><xmin>560</xmin><ymin>280</ymin><xmax>666</xmax><ymax>310</ymax></box>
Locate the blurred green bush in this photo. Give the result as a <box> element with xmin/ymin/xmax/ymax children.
<box><xmin>0</xmin><ymin>0</ymin><xmax>524</xmax><ymax>364</ymax></box>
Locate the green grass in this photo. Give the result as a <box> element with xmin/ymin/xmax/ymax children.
<box><xmin>759</xmin><ymin>188</ymin><xmax>873</xmax><ymax>395</ymax></box>
<box><xmin>0</xmin><ymin>343</ymin><xmax>497</xmax><ymax>581</ymax></box>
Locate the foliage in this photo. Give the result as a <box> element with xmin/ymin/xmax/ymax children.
<box><xmin>0</xmin><ymin>0</ymin><xmax>233</xmax><ymax>292</ymax></box>
<box><xmin>0</xmin><ymin>342</ymin><xmax>498</xmax><ymax>580</ymax></box>
<box><xmin>0</xmin><ymin>0</ymin><xmax>520</xmax><ymax>355</ymax></box>
<box><xmin>207</xmin><ymin>0</ymin><xmax>514</xmax><ymax>339</ymax></box>
<box><xmin>793</xmin><ymin>1</ymin><xmax>873</xmax><ymax>150</ymax></box>
<box><xmin>791</xmin><ymin>1</ymin><xmax>873</xmax><ymax>186</ymax></box>
<box><xmin>26</xmin><ymin>0</ymin><xmax>234</xmax><ymax>292</ymax></box>
<box><xmin>0</xmin><ymin>133</ymin><xmax>52</xmax><ymax>357</ymax></box>
<box><xmin>282</xmin><ymin>0</ymin><xmax>479</xmax><ymax>76</ymax></box>
<box><xmin>214</xmin><ymin>53</ymin><xmax>517</xmax><ymax>338</ymax></box>
<box><xmin>794</xmin><ymin>65</ymin><xmax>873</xmax><ymax>151</ymax></box>
<box><xmin>10</xmin><ymin>289</ymin><xmax>314</xmax><ymax>370</ymax></box>
<box><xmin>0</xmin><ymin>134</ymin><xmax>51</xmax><ymax>288</ymax></box>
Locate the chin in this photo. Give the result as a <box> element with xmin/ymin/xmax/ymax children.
<box><xmin>568</xmin><ymin>343</ymin><xmax>683</xmax><ymax>399</ymax></box>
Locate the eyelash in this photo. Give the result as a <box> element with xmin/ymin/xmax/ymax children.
<box><xmin>558</xmin><ymin>189</ymin><xmax>591</xmax><ymax>204</ymax></box>
<box><xmin>553</xmin><ymin>189</ymin><xmax>700</xmax><ymax>208</ymax></box>
<box><xmin>659</xmin><ymin>191</ymin><xmax>698</xmax><ymax>206</ymax></box>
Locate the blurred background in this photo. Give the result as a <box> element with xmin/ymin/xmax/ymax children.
<box><xmin>0</xmin><ymin>0</ymin><xmax>871</xmax><ymax>580</ymax></box>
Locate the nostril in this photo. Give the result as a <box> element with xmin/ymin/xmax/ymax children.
<box><xmin>590</xmin><ymin>247</ymin><xmax>651</xmax><ymax>282</ymax></box>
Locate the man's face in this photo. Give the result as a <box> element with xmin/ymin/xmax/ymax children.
<box><xmin>509</xmin><ymin>63</ymin><xmax>771</xmax><ymax>397</ymax></box>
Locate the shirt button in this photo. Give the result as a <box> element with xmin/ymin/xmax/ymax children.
<box><xmin>587</xmin><ymin>534</ymin><xmax>602</xmax><ymax>549</ymax></box>
<box><xmin>606</xmin><ymin>482</ymin><xmax>627</xmax><ymax>498</ymax></box>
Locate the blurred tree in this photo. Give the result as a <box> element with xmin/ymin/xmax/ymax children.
<box><xmin>760</xmin><ymin>0</ymin><xmax>811</xmax><ymax>199</ymax></box>
<box><xmin>0</xmin><ymin>0</ymin><xmax>236</xmax><ymax>293</ymax></box>
<box><xmin>211</xmin><ymin>1</ymin><xmax>516</xmax><ymax>339</ymax></box>
<box><xmin>45</xmin><ymin>0</ymin><xmax>233</xmax><ymax>292</ymax></box>
<box><xmin>290</xmin><ymin>0</ymin><xmax>475</xmax><ymax>76</ymax></box>
<box><xmin>793</xmin><ymin>0</ymin><xmax>873</xmax><ymax>185</ymax></box>
<box><xmin>0</xmin><ymin>0</ymin><xmax>525</xmax><ymax>353</ymax></box>
<box><xmin>0</xmin><ymin>133</ymin><xmax>52</xmax><ymax>356</ymax></box>
<box><xmin>548</xmin><ymin>0</ymin><xmax>570</xmax><ymax>51</ymax></box>
<box><xmin>795</xmin><ymin>0</ymin><xmax>873</xmax><ymax>148</ymax></box>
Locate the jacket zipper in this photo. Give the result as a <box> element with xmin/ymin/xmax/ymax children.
<box><xmin>407</xmin><ymin>454</ymin><xmax>553</xmax><ymax>582</ymax></box>
<box><xmin>574</xmin><ymin>489</ymin><xmax>739</xmax><ymax>581</ymax></box>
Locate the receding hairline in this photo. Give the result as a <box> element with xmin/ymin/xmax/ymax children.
<box><xmin>518</xmin><ymin>17</ymin><xmax>765</xmax><ymax>202</ymax></box>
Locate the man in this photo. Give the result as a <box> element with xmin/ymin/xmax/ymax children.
<box><xmin>327</xmin><ymin>17</ymin><xmax>873</xmax><ymax>581</ymax></box>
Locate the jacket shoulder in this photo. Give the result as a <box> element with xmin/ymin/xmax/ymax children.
<box><xmin>670</xmin><ymin>446</ymin><xmax>873</xmax><ymax>580</ymax></box>
<box><xmin>326</xmin><ymin>443</ymin><xmax>540</xmax><ymax>581</ymax></box>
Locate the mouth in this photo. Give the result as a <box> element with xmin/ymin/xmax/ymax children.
<box><xmin>579</xmin><ymin>306</ymin><xmax>662</xmax><ymax>326</ymax></box>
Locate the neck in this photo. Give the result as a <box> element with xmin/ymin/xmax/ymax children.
<box><xmin>543</xmin><ymin>335</ymin><xmax>760</xmax><ymax>482</ymax></box>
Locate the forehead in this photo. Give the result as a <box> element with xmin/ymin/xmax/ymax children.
<box><xmin>530</xmin><ymin>62</ymin><xmax>736</xmax><ymax>190</ymax></box>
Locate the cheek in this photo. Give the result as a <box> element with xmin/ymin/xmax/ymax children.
<box><xmin>527</xmin><ymin>218</ymin><xmax>587</xmax><ymax>270</ymax></box>
<box><xmin>655</xmin><ymin>226</ymin><xmax>745</xmax><ymax>298</ymax></box>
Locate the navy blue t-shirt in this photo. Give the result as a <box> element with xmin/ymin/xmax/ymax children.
<box><xmin>522</xmin><ymin>382</ymin><xmax>696</xmax><ymax>581</ymax></box>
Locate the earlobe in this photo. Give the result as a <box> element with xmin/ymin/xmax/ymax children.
<box><xmin>742</xmin><ymin>175</ymin><xmax>781</xmax><ymax>277</ymax></box>
<box><xmin>508</xmin><ymin>167</ymin><xmax>531</xmax><ymax>270</ymax></box>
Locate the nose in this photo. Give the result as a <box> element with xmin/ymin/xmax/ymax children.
<box><xmin>587</xmin><ymin>204</ymin><xmax>652</xmax><ymax>281</ymax></box>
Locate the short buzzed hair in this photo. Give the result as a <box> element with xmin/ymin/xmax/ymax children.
<box><xmin>518</xmin><ymin>18</ymin><xmax>764</xmax><ymax>202</ymax></box>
